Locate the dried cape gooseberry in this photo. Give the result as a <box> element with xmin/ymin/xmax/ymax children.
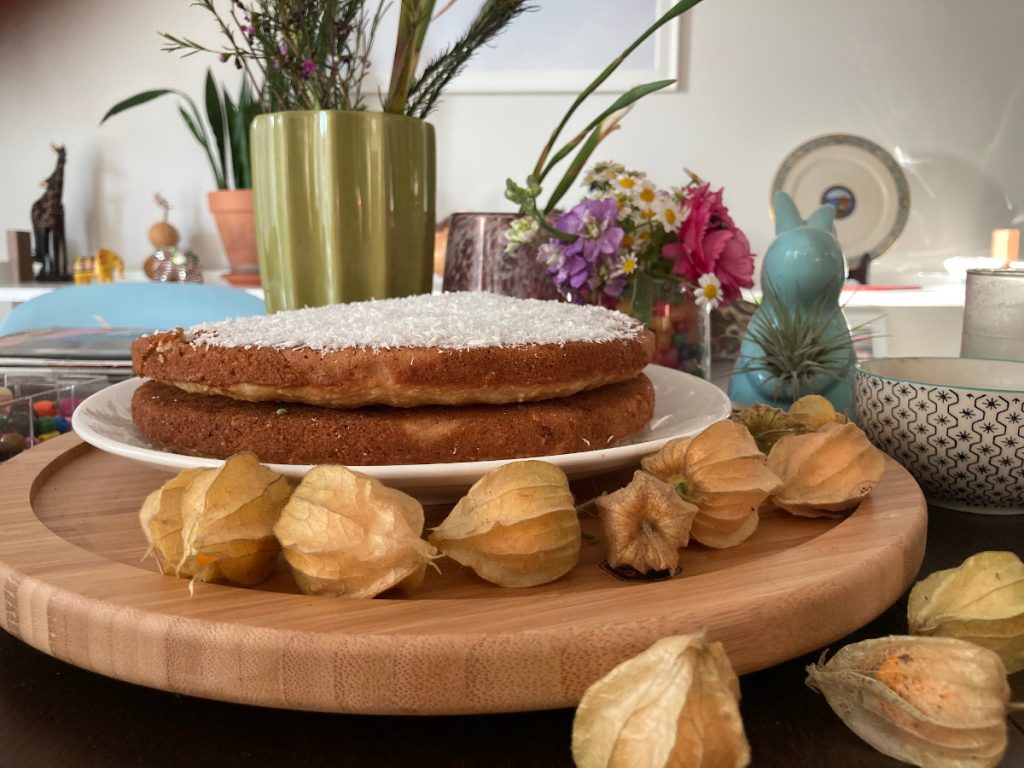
<box><xmin>140</xmin><ymin>453</ymin><xmax>292</xmax><ymax>586</ymax></box>
<box><xmin>767</xmin><ymin>421</ymin><xmax>885</xmax><ymax>517</ymax></box>
<box><xmin>429</xmin><ymin>460</ymin><xmax>580</xmax><ymax>588</ymax></box>
<box><xmin>573</xmin><ymin>632</ymin><xmax>750</xmax><ymax>768</ymax></box>
<box><xmin>731</xmin><ymin>402</ymin><xmax>807</xmax><ymax>453</ymax></box>
<box><xmin>807</xmin><ymin>635</ymin><xmax>1012</xmax><ymax>768</ymax></box>
<box><xmin>595</xmin><ymin>470</ymin><xmax>697</xmax><ymax>575</ymax></box>
<box><xmin>788</xmin><ymin>394</ymin><xmax>848</xmax><ymax>431</ymax></box>
<box><xmin>139</xmin><ymin>467</ymin><xmax>205</xmax><ymax>576</ymax></box>
<box><xmin>909</xmin><ymin>551</ymin><xmax>1024</xmax><ymax>674</ymax></box>
<box><xmin>274</xmin><ymin>465</ymin><xmax>438</xmax><ymax>598</ymax></box>
<box><xmin>642</xmin><ymin>420</ymin><xmax>782</xmax><ymax>549</ymax></box>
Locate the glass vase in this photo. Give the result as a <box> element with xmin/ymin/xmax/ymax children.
<box><xmin>441</xmin><ymin>212</ymin><xmax>560</xmax><ymax>300</ymax></box>
<box><xmin>616</xmin><ymin>279</ymin><xmax>711</xmax><ymax>380</ymax></box>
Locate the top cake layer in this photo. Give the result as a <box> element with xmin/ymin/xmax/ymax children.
<box><xmin>132</xmin><ymin>292</ymin><xmax>654</xmax><ymax>409</ymax></box>
<box><xmin>183</xmin><ymin>292</ymin><xmax>645</xmax><ymax>351</ymax></box>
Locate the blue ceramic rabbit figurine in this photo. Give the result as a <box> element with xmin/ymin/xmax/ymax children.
<box><xmin>728</xmin><ymin>191</ymin><xmax>855</xmax><ymax>414</ymax></box>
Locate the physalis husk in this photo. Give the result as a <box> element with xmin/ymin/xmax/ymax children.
<box><xmin>909</xmin><ymin>551</ymin><xmax>1024</xmax><ymax>674</ymax></box>
<box><xmin>573</xmin><ymin>632</ymin><xmax>750</xmax><ymax>768</ymax></box>
<box><xmin>273</xmin><ymin>465</ymin><xmax>438</xmax><ymax>598</ymax></box>
<box><xmin>595</xmin><ymin>470</ymin><xmax>697</xmax><ymax>574</ymax></box>
<box><xmin>788</xmin><ymin>394</ymin><xmax>848</xmax><ymax>431</ymax></box>
<box><xmin>642</xmin><ymin>420</ymin><xmax>782</xmax><ymax>549</ymax></box>
<box><xmin>176</xmin><ymin>453</ymin><xmax>292</xmax><ymax>585</ymax></box>
<box><xmin>807</xmin><ymin>635</ymin><xmax>1011</xmax><ymax>768</ymax></box>
<box><xmin>140</xmin><ymin>467</ymin><xmax>205</xmax><ymax>576</ymax></box>
<box><xmin>429</xmin><ymin>460</ymin><xmax>580</xmax><ymax>588</ymax></box>
<box><xmin>767</xmin><ymin>421</ymin><xmax>885</xmax><ymax>517</ymax></box>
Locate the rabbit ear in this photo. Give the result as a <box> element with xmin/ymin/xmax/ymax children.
<box><xmin>772</xmin><ymin>191</ymin><xmax>803</xmax><ymax>234</ymax></box>
<box><xmin>806</xmin><ymin>204</ymin><xmax>836</xmax><ymax>232</ymax></box>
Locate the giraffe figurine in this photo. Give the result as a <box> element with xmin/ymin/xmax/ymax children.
<box><xmin>30</xmin><ymin>144</ymin><xmax>69</xmax><ymax>281</ymax></box>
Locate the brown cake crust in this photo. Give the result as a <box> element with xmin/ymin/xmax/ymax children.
<box><xmin>131</xmin><ymin>376</ymin><xmax>655</xmax><ymax>465</ymax></box>
<box><xmin>131</xmin><ymin>330</ymin><xmax>655</xmax><ymax>408</ymax></box>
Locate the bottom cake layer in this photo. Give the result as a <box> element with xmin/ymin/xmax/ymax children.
<box><xmin>131</xmin><ymin>375</ymin><xmax>655</xmax><ymax>466</ymax></box>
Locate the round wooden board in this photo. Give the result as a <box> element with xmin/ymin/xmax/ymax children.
<box><xmin>0</xmin><ymin>435</ymin><xmax>927</xmax><ymax>715</ymax></box>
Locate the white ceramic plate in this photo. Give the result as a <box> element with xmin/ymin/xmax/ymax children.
<box><xmin>772</xmin><ymin>133</ymin><xmax>910</xmax><ymax>265</ymax></box>
<box><xmin>73</xmin><ymin>366</ymin><xmax>731</xmax><ymax>500</ymax></box>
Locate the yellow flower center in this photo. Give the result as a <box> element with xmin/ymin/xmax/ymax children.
<box><xmin>622</xmin><ymin>256</ymin><xmax>638</xmax><ymax>274</ymax></box>
<box><xmin>663</xmin><ymin>208</ymin><xmax>677</xmax><ymax>224</ymax></box>
<box><xmin>618</xmin><ymin>177</ymin><xmax>636</xmax><ymax>190</ymax></box>
<box><xmin>702</xmin><ymin>283</ymin><xmax>720</xmax><ymax>299</ymax></box>
<box><xmin>639</xmin><ymin>187</ymin><xmax>655</xmax><ymax>203</ymax></box>
<box><xmin>622</xmin><ymin>234</ymin><xmax>635</xmax><ymax>249</ymax></box>
<box><xmin>640</xmin><ymin>209</ymin><xmax>656</xmax><ymax>220</ymax></box>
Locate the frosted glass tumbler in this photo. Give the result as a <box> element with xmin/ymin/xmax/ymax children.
<box><xmin>960</xmin><ymin>269</ymin><xmax>1024</xmax><ymax>361</ymax></box>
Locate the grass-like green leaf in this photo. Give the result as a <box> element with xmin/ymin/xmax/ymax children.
<box><xmin>540</xmin><ymin>79</ymin><xmax>675</xmax><ymax>180</ymax></box>
<box><xmin>99</xmin><ymin>89</ymin><xmax>175</xmax><ymax>123</ymax></box>
<box><xmin>204</xmin><ymin>69</ymin><xmax>228</xmax><ymax>189</ymax></box>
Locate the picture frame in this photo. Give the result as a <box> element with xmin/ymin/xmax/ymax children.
<box><xmin>370</xmin><ymin>0</ymin><xmax>684</xmax><ymax>95</ymax></box>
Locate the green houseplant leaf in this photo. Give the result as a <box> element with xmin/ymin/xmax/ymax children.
<box><xmin>204</xmin><ymin>69</ymin><xmax>228</xmax><ymax>190</ymax></box>
<box><xmin>100</xmin><ymin>89</ymin><xmax>177</xmax><ymax>123</ymax></box>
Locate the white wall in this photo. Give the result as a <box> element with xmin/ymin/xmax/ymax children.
<box><xmin>1</xmin><ymin>0</ymin><xmax>1023</xmax><ymax>280</ymax></box>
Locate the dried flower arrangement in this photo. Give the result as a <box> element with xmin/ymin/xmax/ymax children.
<box><xmin>161</xmin><ymin>0</ymin><xmax>533</xmax><ymax>117</ymax></box>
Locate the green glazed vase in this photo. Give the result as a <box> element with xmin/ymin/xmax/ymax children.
<box><xmin>250</xmin><ymin>111</ymin><xmax>436</xmax><ymax>313</ymax></box>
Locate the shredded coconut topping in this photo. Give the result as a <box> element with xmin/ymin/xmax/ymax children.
<box><xmin>184</xmin><ymin>292</ymin><xmax>644</xmax><ymax>351</ymax></box>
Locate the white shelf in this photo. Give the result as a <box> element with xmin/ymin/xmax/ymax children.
<box><xmin>0</xmin><ymin>270</ymin><xmax>263</xmax><ymax>303</ymax></box>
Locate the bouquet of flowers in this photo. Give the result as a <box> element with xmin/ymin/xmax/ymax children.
<box><xmin>505</xmin><ymin>162</ymin><xmax>755</xmax><ymax>324</ymax></box>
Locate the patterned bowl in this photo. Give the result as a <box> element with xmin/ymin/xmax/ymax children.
<box><xmin>855</xmin><ymin>357</ymin><xmax>1024</xmax><ymax>514</ymax></box>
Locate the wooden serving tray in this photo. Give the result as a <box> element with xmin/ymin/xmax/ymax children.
<box><xmin>0</xmin><ymin>435</ymin><xmax>927</xmax><ymax>715</ymax></box>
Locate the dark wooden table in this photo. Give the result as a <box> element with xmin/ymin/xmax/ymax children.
<box><xmin>1</xmin><ymin>504</ymin><xmax>1022</xmax><ymax>768</ymax></box>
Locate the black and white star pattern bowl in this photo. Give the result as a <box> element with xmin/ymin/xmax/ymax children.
<box><xmin>855</xmin><ymin>357</ymin><xmax>1024</xmax><ymax>514</ymax></box>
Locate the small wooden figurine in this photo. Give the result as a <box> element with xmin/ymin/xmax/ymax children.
<box><xmin>729</xmin><ymin>192</ymin><xmax>855</xmax><ymax>414</ymax></box>
<box><xmin>30</xmin><ymin>144</ymin><xmax>70</xmax><ymax>282</ymax></box>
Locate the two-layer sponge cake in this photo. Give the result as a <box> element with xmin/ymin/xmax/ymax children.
<box><xmin>131</xmin><ymin>292</ymin><xmax>656</xmax><ymax>465</ymax></box>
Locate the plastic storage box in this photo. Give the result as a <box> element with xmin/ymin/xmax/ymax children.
<box><xmin>0</xmin><ymin>374</ymin><xmax>109</xmax><ymax>461</ymax></box>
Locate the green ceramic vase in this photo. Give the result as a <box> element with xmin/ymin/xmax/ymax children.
<box><xmin>251</xmin><ymin>111</ymin><xmax>435</xmax><ymax>313</ymax></box>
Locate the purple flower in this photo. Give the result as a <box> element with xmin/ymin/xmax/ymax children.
<box><xmin>555</xmin><ymin>198</ymin><xmax>624</xmax><ymax>264</ymax></box>
<box><xmin>299</xmin><ymin>57</ymin><xmax>316</xmax><ymax>79</ymax></box>
<box><xmin>540</xmin><ymin>197</ymin><xmax>626</xmax><ymax>303</ymax></box>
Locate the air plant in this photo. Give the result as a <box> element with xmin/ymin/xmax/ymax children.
<box><xmin>736</xmin><ymin>280</ymin><xmax>862</xmax><ymax>404</ymax></box>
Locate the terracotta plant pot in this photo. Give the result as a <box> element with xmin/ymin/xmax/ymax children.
<box><xmin>208</xmin><ymin>189</ymin><xmax>259</xmax><ymax>286</ymax></box>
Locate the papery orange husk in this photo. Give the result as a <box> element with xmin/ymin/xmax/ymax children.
<box><xmin>573</xmin><ymin>632</ymin><xmax>750</xmax><ymax>768</ymax></box>
<box><xmin>175</xmin><ymin>453</ymin><xmax>293</xmax><ymax>585</ymax></box>
<box><xmin>429</xmin><ymin>460</ymin><xmax>579</xmax><ymax>587</ymax></box>
<box><xmin>595</xmin><ymin>470</ymin><xmax>698</xmax><ymax>574</ymax></box>
<box><xmin>767</xmin><ymin>421</ymin><xmax>885</xmax><ymax>517</ymax></box>
<box><xmin>641</xmin><ymin>420</ymin><xmax>782</xmax><ymax>549</ymax></box>
<box><xmin>139</xmin><ymin>468</ymin><xmax>205</xmax><ymax>576</ymax></box>
<box><xmin>274</xmin><ymin>465</ymin><xmax>438</xmax><ymax>598</ymax></box>
<box><xmin>788</xmin><ymin>394</ymin><xmax>848</xmax><ymax>431</ymax></box>
<box><xmin>732</xmin><ymin>402</ymin><xmax>807</xmax><ymax>453</ymax></box>
<box><xmin>807</xmin><ymin>635</ymin><xmax>1011</xmax><ymax>768</ymax></box>
<box><xmin>909</xmin><ymin>551</ymin><xmax>1024</xmax><ymax>674</ymax></box>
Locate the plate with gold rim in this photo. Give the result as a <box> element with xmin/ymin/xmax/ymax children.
<box><xmin>72</xmin><ymin>365</ymin><xmax>731</xmax><ymax>499</ymax></box>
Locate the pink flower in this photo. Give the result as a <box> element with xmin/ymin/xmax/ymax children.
<box><xmin>701</xmin><ymin>228</ymin><xmax>754</xmax><ymax>303</ymax></box>
<box><xmin>661</xmin><ymin>182</ymin><xmax>754</xmax><ymax>304</ymax></box>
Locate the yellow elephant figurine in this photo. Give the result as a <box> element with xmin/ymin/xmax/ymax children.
<box><xmin>92</xmin><ymin>248</ymin><xmax>124</xmax><ymax>283</ymax></box>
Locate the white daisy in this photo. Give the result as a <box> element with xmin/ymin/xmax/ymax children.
<box><xmin>654</xmin><ymin>193</ymin><xmax>685</xmax><ymax>232</ymax></box>
<box><xmin>694</xmin><ymin>273</ymin><xmax>723</xmax><ymax>310</ymax></box>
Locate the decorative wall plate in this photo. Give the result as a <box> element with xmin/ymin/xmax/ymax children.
<box><xmin>771</xmin><ymin>134</ymin><xmax>910</xmax><ymax>266</ymax></box>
